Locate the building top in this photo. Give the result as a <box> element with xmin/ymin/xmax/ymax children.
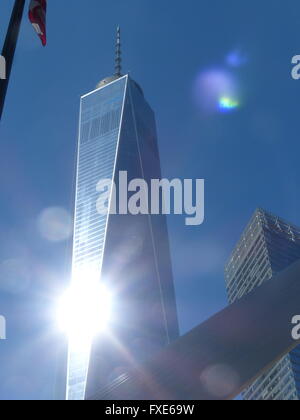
<box><xmin>96</xmin><ymin>74</ymin><xmax>121</xmax><ymax>89</ymax></box>
<box><xmin>225</xmin><ymin>208</ymin><xmax>300</xmax><ymax>274</ymax></box>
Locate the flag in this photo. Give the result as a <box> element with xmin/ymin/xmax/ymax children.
<box><xmin>29</xmin><ymin>0</ymin><xmax>47</xmax><ymax>46</ymax></box>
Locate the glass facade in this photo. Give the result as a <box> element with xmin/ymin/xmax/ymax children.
<box><xmin>225</xmin><ymin>208</ymin><xmax>300</xmax><ymax>400</ymax></box>
<box><xmin>67</xmin><ymin>75</ymin><xmax>179</xmax><ymax>400</ymax></box>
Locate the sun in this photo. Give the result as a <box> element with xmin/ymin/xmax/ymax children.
<box><xmin>57</xmin><ymin>271</ymin><xmax>112</xmax><ymax>351</ymax></box>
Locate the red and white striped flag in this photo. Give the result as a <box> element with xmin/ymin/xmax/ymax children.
<box><xmin>29</xmin><ymin>0</ymin><xmax>47</xmax><ymax>46</ymax></box>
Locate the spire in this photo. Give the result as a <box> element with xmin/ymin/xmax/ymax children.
<box><xmin>114</xmin><ymin>26</ymin><xmax>122</xmax><ymax>77</ymax></box>
<box><xmin>96</xmin><ymin>27</ymin><xmax>123</xmax><ymax>89</ymax></box>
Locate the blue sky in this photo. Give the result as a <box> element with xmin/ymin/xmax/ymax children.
<box><xmin>1</xmin><ymin>0</ymin><xmax>300</xmax><ymax>399</ymax></box>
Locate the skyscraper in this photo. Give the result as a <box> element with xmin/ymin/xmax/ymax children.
<box><xmin>225</xmin><ymin>208</ymin><xmax>300</xmax><ymax>400</ymax></box>
<box><xmin>66</xmin><ymin>29</ymin><xmax>179</xmax><ymax>401</ymax></box>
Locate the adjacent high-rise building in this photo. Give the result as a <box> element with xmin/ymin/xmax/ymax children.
<box><xmin>66</xmin><ymin>29</ymin><xmax>179</xmax><ymax>400</ymax></box>
<box><xmin>225</xmin><ymin>208</ymin><xmax>300</xmax><ymax>400</ymax></box>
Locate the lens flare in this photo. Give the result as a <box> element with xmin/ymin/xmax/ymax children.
<box><xmin>226</xmin><ymin>49</ymin><xmax>248</xmax><ymax>68</ymax></box>
<box><xmin>38</xmin><ymin>207</ymin><xmax>72</xmax><ymax>242</ymax></box>
<box><xmin>200</xmin><ymin>364</ymin><xmax>240</xmax><ymax>398</ymax></box>
<box><xmin>218</xmin><ymin>96</ymin><xmax>239</xmax><ymax>112</ymax></box>
<box><xmin>0</xmin><ymin>258</ymin><xmax>32</xmax><ymax>294</ymax></box>
<box><xmin>194</xmin><ymin>69</ymin><xmax>241</xmax><ymax>114</ymax></box>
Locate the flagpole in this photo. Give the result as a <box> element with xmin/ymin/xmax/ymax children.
<box><xmin>0</xmin><ymin>0</ymin><xmax>26</xmax><ymax>122</ymax></box>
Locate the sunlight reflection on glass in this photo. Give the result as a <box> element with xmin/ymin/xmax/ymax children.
<box><xmin>57</xmin><ymin>267</ymin><xmax>112</xmax><ymax>352</ymax></box>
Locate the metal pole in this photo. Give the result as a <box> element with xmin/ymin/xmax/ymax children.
<box><xmin>0</xmin><ymin>0</ymin><xmax>26</xmax><ymax>121</ymax></box>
